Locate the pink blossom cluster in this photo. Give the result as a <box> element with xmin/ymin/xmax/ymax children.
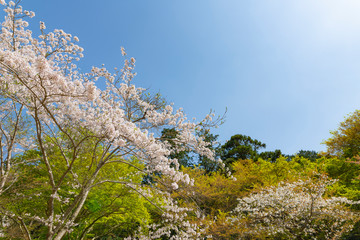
<box><xmin>230</xmin><ymin>176</ymin><xmax>360</xmax><ymax>239</ymax></box>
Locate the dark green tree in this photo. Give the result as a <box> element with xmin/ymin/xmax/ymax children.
<box><xmin>296</xmin><ymin>150</ymin><xmax>321</xmax><ymax>162</ymax></box>
<box><xmin>259</xmin><ymin>149</ymin><xmax>282</xmax><ymax>162</ymax></box>
<box><xmin>220</xmin><ymin>134</ymin><xmax>266</xmax><ymax>168</ymax></box>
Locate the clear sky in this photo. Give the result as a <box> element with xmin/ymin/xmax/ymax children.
<box><xmin>15</xmin><ymin>0</ymin><xmax>360</xmax><ymax>154</ymax></box>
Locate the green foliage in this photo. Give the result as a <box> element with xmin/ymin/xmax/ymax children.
<box><xmin>325</xmin><ymin>110</ymin><xmax>360</xmax><ymax>158</ymax></box>
<box><xmin>0</xmin><ymin>137</ymin><xmax>153</xmax><ymax>239</ymax></box>
<box><xmin>69</xmin><ymin>160</ymin><xmax>153</xmax><ymax>239</ymax></box>
<box><xmin>317</xmin><ymin>157</ymin><xmax>360</xmax><ymax>201</ymax></box>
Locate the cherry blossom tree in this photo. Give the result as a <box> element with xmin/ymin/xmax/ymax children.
<box><xmin>0</xmin><ymin>1</ymin><xmax>220</xmax><ymax>239</ymax></box>
<box><xmin>230</xmin><ymin>176</ymin><xmax>360</xmax><ymax>239</ymax></box>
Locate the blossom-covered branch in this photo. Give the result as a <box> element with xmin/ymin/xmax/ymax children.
<box><xmin>0</xmin><ymin>1</ymin><xmax>219</xmax><ymax>239</ymax></box>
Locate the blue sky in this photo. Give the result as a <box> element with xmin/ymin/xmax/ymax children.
<box><xmin>16</xmin><ymin>0</ymin><xmax>360</xmax><ymax>154</ymax></box>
